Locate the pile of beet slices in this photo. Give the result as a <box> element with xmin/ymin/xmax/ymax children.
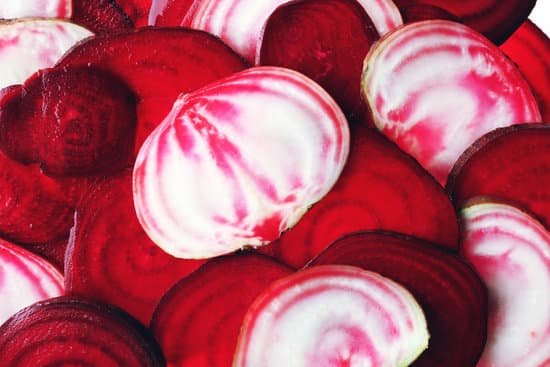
<box><xmin>0</xmin><ymin>0</ymin><xmax>548</xmax><ymax>366</ymax></box>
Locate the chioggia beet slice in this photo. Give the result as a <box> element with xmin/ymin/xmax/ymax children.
<box><xmin>134</xmin><ymin>67</ymin><xmax>350</xmax><ymax>259</ymax></box>
<box><xmin>66</xmin><ymin>170</ymin><xmax>205</xmax><ymax>325</ymax></box>
<box><xmin>234</xmin><ymin>265</ymin><xmax>429</xmax><ymax>366</ymax></box>
<box><xmin>461</xmin><ymin>202</ymin><xmax>550</xmax><ymax>367</ymax></box>
<box><xmin>0</xmin><ymin>0</ymin><xmax>71</xmax><ymax>19</ymax></box>
<box><xmin>362</xmin><ymin>20</ymin><xmax>542</xmax><ymax>185</ymax></box>
<box><xmin>150</xmin><ymin>253</ymin><xmax>294</xmax><ymax>367</ymax></box>
<box><xmin>447</xmin><ymin>124</ymin><xmax>550</xmax><ymax>229</ymax></box>
<box><xmin>0</xmin><ymin>296</ymin><xmax>166</xmax><ymax>366</ymax></box>
<box><xmin>309</xmin><ymin>231</ymin><xmax>488</xmax><ymax>366</ymax></box>
<box><xmin>355</xmin><ymin>0</ymin><xmax>403</xmax><ymax>36</ymax></box>
<box><xmin>0</xmin><ymin>19</ymin><xmax>92</xmax><ymax>91</ymax></box>
<box><xmin>259</xmin><ymin>124</ymin><xmax>458</xmax><ymax>268</ymax></box>
<box><xmin>0</xmin><ymin>239</ymin><xmax>63</xmax><ymax>326</ymax></box>
<box><xmin>71</xmin><ymin>0</ymin><xmax>134</xmax><ymax>33</ymax></box>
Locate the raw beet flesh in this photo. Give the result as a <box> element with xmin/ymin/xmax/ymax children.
<box><xmin>151</xmin><ymin>253</ymin><xmax>294</xmax><ymax>367</ymax></box>
<box><xmin>447</xmin><ymin>124</ymin><xmax>550</xmax><ymax>229</ymax></box>
<box><xmin>258</xmin><ymin>124</ymin><xmax>458</xmax><ymax>269</ymax></box>
<box><xmin>0</xmin><ymin>296</ymin><xmax>166</xmax><ymax>366</ymax></box>
<box><xmin>148</xmin><ymin>0</ymin><xmax>196</xmax><ymax>26</ymax></box>
<box><xmin>25</xmin><ymin>238</ymin><xmax>69</xmax><ymax>273</ymax></box>
<box><xmin>259</xmin><ymin>0</ymin><xmax>379</xmax><ymax>121</ymax></box>
<box><xmin>0</xmin><ymin>0</ymin><xmax>72</xmax><ymax>19</ymax></box>
<box><xmin>66</xmin><ymin>170</ymin><xmax>205</xmax><ymax>325</ymax></box>
<box><xmin>309</xmin><ymin>231</ymin><xmax>488</xmax><ymax>366</ymax></box>
<box><xmin>501</xmin><ymin>20</ymin><xmax>550</xmax><ymax>121</ymax></box>
<box><xmin>57</xmin><ymin>27</ymin><xmax>248</xmax><ymax>155</ymax></box>
<box><xmin>114</xmin><ymin>0</ymin><xmax>151</xmax><ymax>26</ymax></box>
<box><xmin>72</xmin><ymin>0</ymin><xmax>134</xmax><ymax>33</ymax></box>
<box><xmin>399</xmin><ymin>2</ymin><xmax>459</xmax><ymax>23</ymax></box>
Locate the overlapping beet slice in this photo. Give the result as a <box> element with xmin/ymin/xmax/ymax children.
<box><xmin>0</xmin><ymin>0</ymin><xmax>72</xmax><ymax>19</ymax></box>
<box><xmin>151</xmin><ymin>253</ymin><xmax>294</xmax><ymax>367</ymax></box>
<box><xmin>309</xmin><ymin>231</ymin><xmax>488</xmax><ymax>366</ymax></box>
<box><xmin>399</xmin><ymin>2</ymin><xmax>458</xmax><ymax>23</ymax></box>
<box><xmin>148</xmin><ymin>0</ymin><xmax>195</xmax><ymax>26</ymax></box>
<box><xmin>0</xmin><ymin>296</ymin><xmax>165</xmax><ymax>366</ymax></box>
<box><xmin>71</xmin><ymin>0</ymin><xmax>134</xmax><ymax>33</ymax></box>
<box><xmin>114</xmin><ymin>0</ymin><xmax>151</xmax><ymax>26</ymax></box>
<box><xmin>447</xmin><ymin>124</ymin><xmax>550</xmax><ymax>229</ymax></box>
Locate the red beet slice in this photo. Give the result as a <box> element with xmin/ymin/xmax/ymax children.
<box><xmin>399</xmin><ymin>3</ymin><xmax>459</xmax><ymax>23</ymax></box>
<box><xmin>447</xmin><ymin>124</ymin><xmax>550</xmax><ymax>229</ymax></box>
<box><xmin>151</xmin><ymin>253</ymin><xmax>294</xmax><ymax>367</ymax></box>
<box><xmin>25</xmin><ymin>238</ymin><xmax>69</xmax><ymax>273</ymax></box>
<box><xmin>115</xmin><ymin>0</ymin><xmax>151</xmax><ymax>26</ymax></box>
<box><xmin>309</xmin><ymin>231</ymin><xmax>488</xmax><ymax>366</ymax></box>
<box><xmin>148</xmin><ymin>0</ymin><xmax>195</xmax><ymax>26</ymax></box>
<box><xmin>66</xmin><ymin>170</ymin><xmax>205</xmax><ymax>324</ymax></box>
<box><xmin>259</xmin><ymin>124</ymin><xmax>458</xmax><ymax>269</ymax></box>
<box><xmin>0</xmin><ymin>0</ymin><xmax>71</xmax><ymax>19</ymax></box>
<box><xmin>0</xmin><ymin>296</ymin><xmax>165</xmax><ymax>366</ymax></box>
<box><xmin>71</xmin><ymin>0</ymin><xmax>134</xmax><ymax>33</ymax></box>
<box><xmin>501</xmin><ymin>20</ymin><xmax>550</xmax><ymax>121</ymax></box>
<box><xmin>58</xmin><ymin>28</ymin><xmax>248</xmax><ymax>154</ymax></box>
<box><xmin>259</xmin><ymin>0</ymin><xmax>379</xmax><ymax>120</ymax></box>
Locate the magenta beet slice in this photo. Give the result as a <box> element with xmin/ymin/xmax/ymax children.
<box><xmin>501</xmin><ymin>20</ymin><xmax>550</xmax><ymax>121</ymax></box>
<box><xmin>0</xmin><ymin>296</ymin><xmax>165</xmax><ymax>366</ymax></box>
<box><xmin>151</xmin><ymin>253</ymin><xmax>294</xmax><ymax>367</ymax></box>
<box><xmin>71</xmin><ymin>0</ymin><xmax>134</xmax><ymax>33</ymax></box>
<box><xmin>309</xmin><ymin>231</ymin><xmax>488</xmax><ymax>366</ymax></box>
<box><xmin>259</xmin><ymin>125</ymin><xmax>458</xmax><ymax>268</ymax></box>
<box><xmin>447</xmin><ymin>124</ymin><xmax>550</xmax><ymax>229</ymax></box>
<box><xmin>115</xmin><ymin>0</ymin><xmax>151</xmax><ymax>26</ymax></box>
<box><xmin>259</xmin><ymin>0</ymin><xmax>379</xmax><ymax>120</ymax></box>
<box><xmin>66</xmin><ymin>170</ymin><xmax>205</xmax><ymax>324</ymax></box>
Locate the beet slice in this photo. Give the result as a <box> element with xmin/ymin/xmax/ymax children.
<box><xmin>234</xmin><ymin>265</ymin><xmax>429</xmax><ymax>366</ymax></box>
<box><xmin>148</xmin><ymin>0</ymin><xmax>195</xmax><ymax>26</ymax></box>
<box><xmin>447</xmin><ymin>124</ymin><xmax>550</xmax><ymax>229</ymax></box>
<box><xmin>362</xmin><ymin>20</ymin><xmax>542</xmax><ymax>185</ymax></box>
<box><xmin>461</xmin><ymin>202</ymin><xmax>550</xmax><ymax>367</ymax></box>
<box><xmin>399</xmin><ymin>2</ymin><xmax>459</xmax><ymax>23</ymax></box>
<box><xmin>259</xmin><ymin>124</ymin><xmax>458</xmax><ymax>269</ymax></box>
<box><xmin>115</xmin><ymin>0</ymin><xmax>151</xmax><ymax>26</ymax></box>
<box><xmin>356</xmin><ymin>0</ymin><xmax>403</xmax><ymax>36</ymax></box>
<box><xmin>151</xmin><ymin>253</ymin><xmax>294</xmax><ymax>367</ymax></box>
<box><xmin>0</xmin><ymin>0</ymin><xmax>71</xmax><ymax>19</ymax></box>
<box><xmin>66</xmin><ymin>170</ymin><xmax>205</xmax><ymax>324</ymax></box>
<box><xmin>500</xmin><ymin>20</ymin><xmax>550</xmax><ymax>121</ymax></box>
<box><xmin>25</xmin><ymin>238</ymin><xmax>69</xmax><ymax>273</ymax></box>
<box><xmin>58</xmin><ymin>27</ymin><xmax>248</xmax><ymax>154</ymax></box>
<box><xmin>309</xmin><ymin>231</ymin><xmax>488</xmax><ymax>366</ymax></box>
<box><xmin>71</xmin><ymin>0</ymin><xmax>134</xmax><ymax>33</ymax></box>
<box><xmin>0</xmin><ymin>296</ymin><xmax>165</xmax><ymax>366</ymax></box>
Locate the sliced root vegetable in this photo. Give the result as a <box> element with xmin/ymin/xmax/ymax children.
<box><xmin>259</xmin><ymin>124</ymin><xmax>458</xmax><ymax>268</ymax></box>
<box><xmin>151</xmin><ymin>253</ymin><xmax>294</xmax><ymax>367</ymax></box>
<box><xmin>66</xmin><ymin>170</ymin><xmax>205</xmax><ymax>325</ymax></box>
<box><xmin>356</xmin><ymin>0</ymin><xmax>402</xmax><ymax>36</ymax></box>
<box><xmin>134</xmin><ymin>66</ymin><xmax>350</xmax><ymax>259</ymax></box>
<box><xmin>26</xmin><ymin>238</ymin><xmax>69</xmax><ymax>273</ymax></box>
<box><xmin>114</xmin><ymin>0</ymin><xmax>151</xmax><ymax>26</ymax></box>
<box><xmin>259</xmin><ymin>0</ymin><xmax>379</xmax><ymax>121</ymax></box>
<box><xmin>399</xmin><ymin>2</ymin><xmax>459</xmax><ymax>23</ymax></box>
<box><xmin>0</xmin><ymin>296</ymin><xmax>166</xmax><ymax>366</ymax></box>
<box><xmin>461</xmin><ymin>202</ymin><xmax>550</xmax><ymax>367</ymax></box>
<box><xmin>500</xmin><ymin>20</ymin><xmax>550</xmax><ymax>121</ymax></box>
<box><xmin>0</xmin><ymin>239</ymin><xmax>63</xmax><ymax>326</ymax></box>
<box><xmin>71</xmin><ymin>0</ymin><xmax>134</xmax><ymax>33</ymax></box>
<box><xmin>309</xmin><ymin>231</ymin><xmax>488</xmax><ymax>366</ymax></box>
<box><xmin>0</xmin><ymin>0</ymin><xmax>71</xmax><ymax>19</ymax></box>
<box><xmin>148</xmin><ymin>0</ymin><xmax>195</xmax><ymax>26</ymax></box>
<box><xmin>234</xmin><ymin>265</ymin><xmax>429</xmax><ymax>366</ymax></box>
<box><xmin>447</xmin><ymin>124</ymin><xmax>550</xmax><ymax>229</ymax></box>
<box><xmin>362</xmin><ymin>20</ymin><xmax>542</xmax><ymax>185</ymax></box>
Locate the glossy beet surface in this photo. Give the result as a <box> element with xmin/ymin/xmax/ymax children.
<box><xmin>72</xmin><ymin>0</ymin><xmax>134</xmax><ymax>33</ymax></box>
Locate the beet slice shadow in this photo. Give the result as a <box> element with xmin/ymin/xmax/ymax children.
<box><xmin>71</xmin><ymin>0</ymin><xmax>134</xmax><ymax>33</ymax></box>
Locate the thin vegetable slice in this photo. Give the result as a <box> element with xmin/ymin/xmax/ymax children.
<box><xmin>356</xmin><ymin>0</ymin><xmax>402</xmax><ymax>36</ymax></box>
<box><xmin>71</xmin><ymin>0</ymin><xmax>134</xmax><ymax>33</ymax></box>
<box><xmin>115</xmin><ymin>0</ymin><xmax>151</xmax><ymax>26</ymax></box>
<box><xmin>0</xmin><ymin>0</ymin><xmax>71</xmax><ymax>19</ymax></box>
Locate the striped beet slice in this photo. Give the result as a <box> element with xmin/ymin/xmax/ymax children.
<box><xmin>0</xmin><ymin>297</ymin><xmax>165</xmax><ymax>366</ymax></box>
<box><xmin>71</xmin><ymin>0</ymin><xmax>134</xmax><ymax>33</ymax></box>
<box><xmin>310</xmin><ymin>231</ymin><xmax>488</xmax><ymax>366</ymax></box>
<box><xmin>355</xmin><ymin>0</ymin><xmax>402</xmax><ymax>36</ymax></box>
<box><xmin>0</xmin><ymin>0</ymin><xmax>71</xmax><ymax>19</ymax></box>
<box><xmin>151</xmin><ymin>253</ymin><xmax>294</xmax><ymax>367</ymax></box>
<box><xmin>234</xmin><ymin>265</ymin><xmax>429</xmax><ymax>366</ymax></box>
<box><xmin>0</xmin><ymin>239</ymin><xmax>63</xmax><ymax>326</ymax></box>
<box><xmin>362</xmin><ymin>20</ymin><xmax>542</xmax><ymax>185</ymax></box>
<box><xmin>258</xmin><ymin>124</ymin><xmax>458</xmax><ymax>268</ymax></box>
<box><xmin>66</xmin><ymin>170</ymin><xmax>205</xmax><ymax>324</ymax></box>
<box><xmin>447</xmin><ymin>124</ymin><xmax>550</xmax><ymax>229</ymax></box>
<box><xmin>461</xmin><ymin>202</ymin><xmax>550</xmax><ymax>367</ymax></box>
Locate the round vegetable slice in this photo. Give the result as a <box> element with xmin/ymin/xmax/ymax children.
<box><xmin>71</xmin><ymin>0</ymin><xmax>134</xmax><ymax>33</ymax></box>
<box><xmin>0</xmin><ymin>0</ymin><xmax>71</xmax><ymax>19</ymax></box>
<box><xmin>234</xmin><ymin>265</ymin><xmax>429</xmax><ymax>366</ymax></box>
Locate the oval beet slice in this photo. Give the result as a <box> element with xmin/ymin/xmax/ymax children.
<box><xmin>259</xmin><ymin>124</ymin><xmax>458</xmax><ymax>269</ymax></box>
<box><xmin>447</xmin><ymin>124</ymin><xmax>550</xmax><ymax>229</ymax></box>
<box><xmin>0</xmin><ymin>0</ymin><xmax>71</xmax><ymax>19</ymax></box>
<box><xmin>234</xmin><ymin>265</ymin><xmax>429</xmax><ymax>366</ymax></box>
<box><xmin>259</xmin><ymin>0</ymin><xmax>379</xmax><ymax>120</ymax></box>
<box><xmin>151</xmin><ymin>253</ymin><xmax>293</xmax><ymax>367</ymax></box>
<box><xmin>66</xmin><ymin>170</ymin><xmax>205</xmax><ymax>324</ymax></box>
<box><xmin>0</xmin><ymin>296</ymin><xmax>165</xmax><ymax>366</ymax></box>
<box><xmin>461</xmin><ymin>202</ymin><xmax>550</xmax><ymax>367</ymax></box>
<box><xmin>71</xmin><ymin>0</ymin><xmax>134</xmax><ymax>33</ymax></box>
<box><xmin>362</xmin><ymin>20</ymin><xmax>542</xmax><ymax>185</ymax></box>
<box><xmin>309</xmin><ymin>231</ymin><xmax>488</xmax><ymax>366</ymax></box>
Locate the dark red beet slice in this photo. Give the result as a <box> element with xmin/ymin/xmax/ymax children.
<box><xmin>66</xmin><ymin>170</ymin><xmax>205</xmax><ymax>324</ymax></box>
<box><xmin>57</xmin><ymin>28</ymin><xmax>248</xmax><ymax>154</ymax></box>
<box><xmin>259</xmin><ymin>0</ymin><xmax>379</xmax><ymax>120</ymax></box>
<box><xmin>447</xmin><ymin>124</ymin><xmax>550</xmax><ymax>229</ymax></box>
<box><xmin>501</xmin><ymin>20</ymin><xmax>550</xmax><ymax>121</ymax></box>
<box><xmin>309</xmin><ymin>231</ymin><xmax>488</xmax><ymax>366</ymax></box>
<box><xmin>258</xmin><ymin>125</ymin><xmax>458</xmax><ymax>268</ymax></box>
<box><xmin>0</xmin><ymin>296</ymin><xmax>165</xmax><ymax>366</ymax></box>
<box><xmin>149</xmin><ymin>0</ymin><xmax>195</xmax><ymax>26</ymax></box>
<box><xmin>151</xmin><ymin>253</ymin><xmax>294</xmax><ymax>367</ymax></box>
<box><xmin>115</xmin><ymin>0</ymin><xmax>152</xmax><ymax>26</ymax></box>
<box><xmin>400</xmin><ymin>3</ymin><xmax>459</xmax><ymax>23</ymax></box>
<box><xmin>25</xmin><ymin>238</ymin><xmax>69</xmax><ymax>273</ymax></box>
<box><xmin>71</xmin><ymin>0</ymin><xmax>134</xmax><ymax>33</ymax></box>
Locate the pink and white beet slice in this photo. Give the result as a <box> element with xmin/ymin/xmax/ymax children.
<box><xmin>233</xmin><ymin>265</ymin><xmax>429</xmax><ymax>366</ymax></box>
<box><xmin>461</xmin><ymin>201</ymin><xmax>550</xmax><ymax>367</ymax></box>
<box><xmin>133</xmin><ymin>66</ymin><xmax>349</xmax><ymax>259</ymax></box>
<box><xmin>0</xmin><ymin>0</ymin><xmax>71</xmax><ymax>19</ymax></box>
